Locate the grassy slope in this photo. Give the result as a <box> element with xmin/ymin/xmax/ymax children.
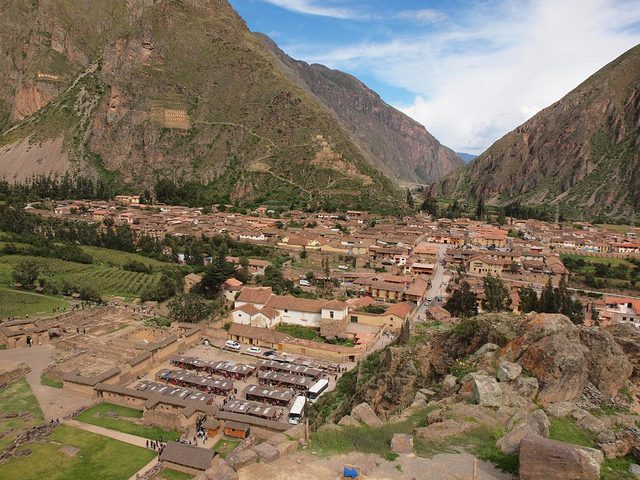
<box><xmin>0</xmin><ymin>378</ymin><xmax>44</xmax><ymax>451</ymax></box>
<box><xmin>0</xmin><ymin>425</ymin><xmax>156</xmax><ymax>480</ymax></box>
<box><xmin>0</xmin><ymin>286</ymin><xmax>68</xmax><ymax>319</ymax></box>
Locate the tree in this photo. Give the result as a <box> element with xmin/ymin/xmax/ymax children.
<box><xmin>259</xmin><ymin>265</ymin><xmax>293</xmax><ymax>294</ymax></box>
<box><xmin>475</xmin><ymin>196</ymin><xmax>485</xmax><ymax>220</ymax></box>
<box><xmin>482</xmin><ymin>274</ymin><xmax>511</xmax><ymax>312</ymax></box>
<box><xmin>497</xmin><ymin>209</ymin><xmax>507</xmax><ymax>227</ymax></box>
<box><xmin>444</xmin><ymin>281</ymin><xmax>478</xmax><ymax>317</ymax></box>
<box><xmin>234</xmin><ymin>257</ymin><xmax>250</xmax><ymax>284</ymax></box>
<box><xmin>519</xmin><ymin>286</ymin><xmax>539</xmax><ymax>313</ymax></box>
<box><xmin>420</xmin><ymin>195</ymin><xmax>438</xmax><ymax>217</ymax></box>
<box><xmin>406</xmin><ymin>189</ymin><xmax>415</xmax><ymax>209</ymax></box>
<box><xmin>199</xmin><ymin>248</ymin><xmax>236</xmax><ymax>297</ymax></box>
<box><xmin>539</xmin><ymin>278</ymin><xmax>557</xmax><ymax>313</ymax></box>
<box><xmin>11</xmin><ymin>259</ymin><xmax>41</xmax><ymax>289</ymax></box>
<box><xmin>168</xmin><ymin>294</ymin><xmax>213</xmax><ymax>323</ymax></box>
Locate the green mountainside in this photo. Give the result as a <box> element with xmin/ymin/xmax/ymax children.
<box><xmin>431</xmin><ymin>44</ymin><xmax>640</xmax><ymax>220</ymax></box>
<box><xmin>255</xmin><ymin>33</ymin><xmax>464</xmax><ymax>186</ymax></box>
<box><xmin>0</xmin><ymin>0</ymin><xmax>414</xmax><ymax>212</ymax></box>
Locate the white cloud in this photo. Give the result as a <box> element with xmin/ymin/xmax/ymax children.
<box><xmin>259</xmin><ymin>0</ymin><xmax>356</xmax><ymax>19</ymax></box>
<box><xmin>395</xmin><ymin>9</ymin><xmax>446</xmax><ymax>25</ymax></box>
<box><xmin>284</xmin><ymin>0</ymin><xmax>640</xmax><ymax>154</ymax></box>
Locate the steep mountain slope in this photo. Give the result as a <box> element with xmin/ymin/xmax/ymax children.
<box><xmin>0</xmin><ymin>0</ymin><xmax>406</xmax><ymax>212</ymax></box>
<box><xmin>256</xmin><ymin>33</ymin><xmax>463</xmax><ymax>185</ymax></box>
<box><xmin>431</xmin><ymin>44</ymin><xmax>640</xmax><ymax>219</ymax></box>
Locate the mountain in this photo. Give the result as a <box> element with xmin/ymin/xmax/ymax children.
<box><xmin>456</xmin><ymin>152</ymin><xmax>477</xmax><ymax>163</ymax></box>
<box><xmin>0</xmin><ymin>0</ymin><xmax>426</xmax><ymax>212</ymax></box>
<box><xmin>255</xmin><ymin>33</ymin><xmax>463</xmax><ymax>186</ymax></box>
<box><xmin>431</xmin><ymin>44</ymin><xmax>640</xmax><ymax>220</ymax></box>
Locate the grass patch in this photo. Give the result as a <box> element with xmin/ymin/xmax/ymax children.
<box><xmin>275</xmin><ymin>323</ymin><xmax>354</xmax><ymax>346</ymax></box>
<box><xmin>157</xmin><ymin>468</ymin><xmax>193</xmax><ymax>480</ymax></box>
<box><xmin>40</xmin><ymin>375</ymin><xmax>63</xmax><ymax>389</ymax></box>
<box><xmin>0</xmin><ymin>425</ymin><xmax>156</xmax><ymax>480</ymax></box>
<box><xmin>601</xmin><ymin>456</ymin><xmax>636</xmax><ymax>480</ymax></box>
<box><xmin>0</xmin><ymin>378</ymin><xmax>44</xmax><ymax>451</ymax></box>
<box><xmin>548</xmin><ymin>417</ymin><xmax>596</xmax><ymax>447</ymax></box>
<box><xmin>0</xmin><ymin>286</ymin><xmax>68</xmax><ymax>319</ymax></box>
<box><xmin>212</xmin><ymin>438</ymin><xmax>241</xmax><ymax>458</ymax></box>
<box><xmin>75</xmin><ymin>403</ymin><xmax>179</xmax><ymax>441</ymax></box>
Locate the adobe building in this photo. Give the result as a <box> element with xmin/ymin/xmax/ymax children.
<box><xmin>0</xmin><ymin>319</ymin><xmax>51</xmax><ymax>349</ymax></box>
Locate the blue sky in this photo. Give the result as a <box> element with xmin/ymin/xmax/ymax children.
<box><xmin>228</xmin><ymin>0</ymin><xmax>640</xmax><ymax>154</ymax></box>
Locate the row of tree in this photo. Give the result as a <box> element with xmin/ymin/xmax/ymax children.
<box><xmin>444</xmin><ymin>275</ymin><xmax>584</xmax><ymax>324</ymax></box>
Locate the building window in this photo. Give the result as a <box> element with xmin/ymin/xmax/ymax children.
<box><xmin>330</xmin><ymin>311</ymin><xmax>334</xmax><ymax>319</ymax></box>
<box><xmin>350</xmin><ymin>316</ymin><xmax>358</xmax><ymax>323</ymax></box>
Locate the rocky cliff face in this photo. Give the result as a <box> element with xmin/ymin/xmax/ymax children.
<box><xmin>431</xmin><ymin>44</ymin><xmax>640</xmax><ymax>220</ymax></box>
<box><xmin>257</xmin><ymin>33</ymin><xmax>463</xmax><ymax>186</ymax></box>
<box><xmin>0</xmin><ymin>0</ymin><xmax>407</xmax><ymax>212</ymax></box>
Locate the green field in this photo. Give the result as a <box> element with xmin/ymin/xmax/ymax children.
<box><xmin>0</xmin><ymin>378</ymin><xmax>44</xmax><ymax>451</ymax></box>
<box><xmin>157</xmin><ymin>468</ymin><xmax>193</xmax><ymax>480</ymax></box>
<box><xmin>80</xmin><ymin>246</ymin><xmax>171</xmax><ymax>269</ymax></box>
<box><xmin>74</xmin><ymin>403</ymin><xmax>180</xmax><ymax>441</ymax></box>
<box><xmin>40</xmin><ymin>375</ymin><xmax>64</xmax><ymax>389</ymax></box>
<box><xmin>0</xmin><ymin>286</ymin><xmax>68</xmax><ymax>319</ymax></box>
<box><xmin>0</xmin><ymin>425</ymin><xmax>156</xmax><ymax>480</ymax></box>
<box><xmin>0</xmin><ymin>255</ymin><xmax>162</xmax><ymax>298</ymax></box>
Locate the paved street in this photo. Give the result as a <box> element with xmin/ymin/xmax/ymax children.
<box><xmin>412</xmin><ymin>243</ymin><xmax>451</xmax><ymax>321</ymax></box>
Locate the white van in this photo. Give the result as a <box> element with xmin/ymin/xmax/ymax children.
<box><xmin>225</xmin><ymin>340</ymin><xmax>241</xmax><ymax>351</ymax></box>
<box><xmin>299</xmin><ymin>279</ymin><xmax>311</xmax><ymax>287</ymax></box>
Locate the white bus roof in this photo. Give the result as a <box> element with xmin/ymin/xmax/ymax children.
<box><xmin>290</xmin><ymin>396</ymin><xmax>306</xmax><ymax>415</ymax></box>
<box><xmin>308</xmin><ymin>379</ymin><xmax>329</xmax><ymax>394</ymax></box>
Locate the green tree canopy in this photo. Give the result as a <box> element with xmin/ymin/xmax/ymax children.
<box><xmin>168</xmin><ymin>294</ymin><xmax>213</xmax><ymax>323</ymax></box>
<box><xmin>11</xmin><ymin>259</ymin><xmax>41</xmax><ymax>289</ymax></box>
<box><xmin>445</xmin><ymin>281</ymin><xmax>478</xmax><ymax>317</ymax></box>
<box><xmin>482</xmin><ymin>274</ymin><xmax>511</xmax><ymax>312</ymax></box>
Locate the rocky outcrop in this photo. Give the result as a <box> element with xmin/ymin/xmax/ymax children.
<box><xmin>578</xmin><ymin>327</ymin><xmax>632</xmax><ymax>396</ymax></box>
<box><xmin>606</xmin><ymin>324</ymin><xmax>640</xmax><ymax>381</ymax></box>
<box><xmin>500</xmin><ymin>313</ymin><xmax>633</xmax><ymax>405</ymax></box>
<box><xmin>431</xmin><ymin>43</ymin><xmax>640</xmax><ymax>220</ymax></box>
<box><xmin>502</xmin><ymin>314</ymin><xmax>590</xmax><ymax>405</ymax></box>
<box><xmin>519</xmin><ymin>434</ymin><xmax>604</xmax><ymax>480</ymax></box>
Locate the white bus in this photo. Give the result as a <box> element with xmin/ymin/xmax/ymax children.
<box><xmin>306</xmin><ymin>379</ymin><xmax>329</xmax><ymax>403</ymax></box>
<box><xmin>288</xmin><ymin>395</ymin><xmax>307</xmax><ymax>425</ymax></box>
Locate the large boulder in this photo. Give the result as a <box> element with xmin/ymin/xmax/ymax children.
<box><xmin>390</xmin><ymin>433</ymin><xmax>413</xmax><ymax>454</ymax></box>
<box><xmin>337</xmin><ymin>415</ymin><xmax>360</xmax><ymax>427</ymax></box>
<box><xmin>579</xmin><ymin>327</ymin><xmax>632</xmax><ymax>396</ymax></box>
<box><xmin>351</xmin><ymin>402</ymin><xmax>383</xmax><ymax>428</ymax></box>
<box><xmin>497</xmin><ymin>409</ymin><xmax>549</xmax><ymax>454</ymax></box>
<box><xmin>546</xmin><ymin>401</ymin><xmax>576</xmax><ymax>418</ymax></box>
<box><xmin>577</xmin><ymin>414</ymin><xmax>607</xmax><ymax>435</ymax></box>
<box><xmin>606</xmin><ymin>323</ymin><xmax>640</xmax><ymax>381</ymax></box>
<box><xmin>519</xmin><ymin>434</ymin><xmax>603</xmax><ymax>480</ymax></box>
<box><xmin>497</xmin><ymin>362</ymin><xmax>522</xmax><ymax>382</ymax></box>
<box><xmin>471</xmin><ymin>374</ymin><xmax>502</xmax><ymax>407</ymax></box>
<box><xmin>501</xmin><ymin>313</ymin><xmax>590</xmax><ymax>405</ymax></box>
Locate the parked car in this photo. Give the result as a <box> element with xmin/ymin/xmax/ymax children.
<box><xmin>299</xmin><ymin>279</ymin><xmax>311</xmax><ymax>287</ymax></box>
<box><xmin>225</xmin><ymin>340</ymin><xmax>241</xmax><ymax>351</ymax></box>
<box><xmin>263</xmin><ymin>350</ymin><xmax>277</xmax><ymax>357</ymax></box>
<box><xmin>247</xmin><ymin>346</ymin><xmax>261</xmax><ymax>354</ymax></box>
